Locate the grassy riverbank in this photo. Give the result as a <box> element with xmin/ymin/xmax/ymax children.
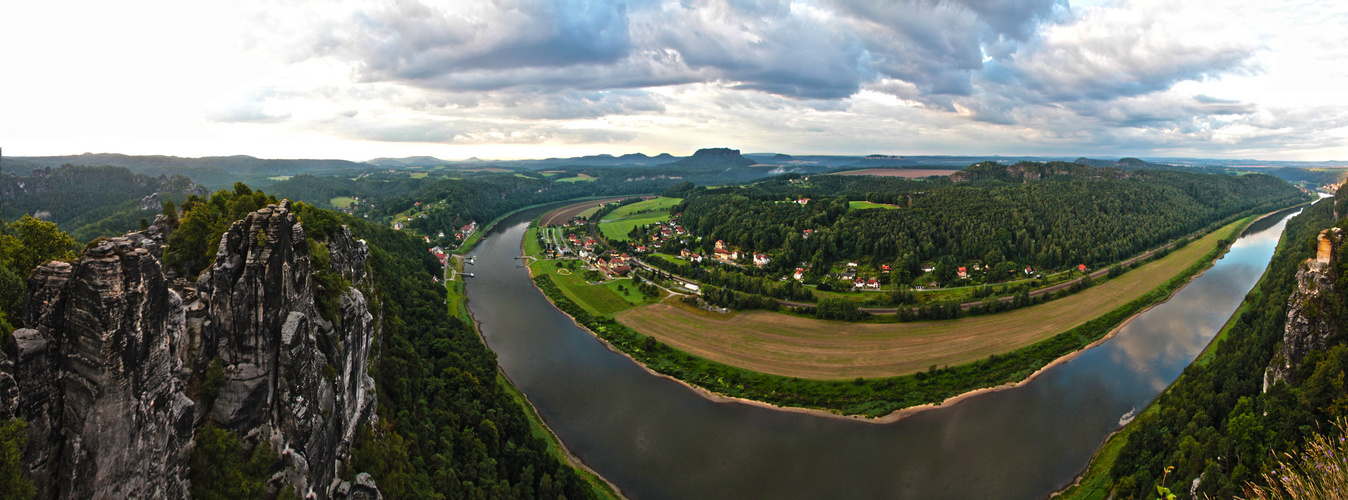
<box><xmin>531</xmin><ymin>214</ymin><xmax>1259</xmax><ymax>417</ymax></box>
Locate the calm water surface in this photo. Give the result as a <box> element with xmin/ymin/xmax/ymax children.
<box><xmin>465</xmin><ymin>209</ymin><xmax>1296</xmax><ymax>500</ymax></box>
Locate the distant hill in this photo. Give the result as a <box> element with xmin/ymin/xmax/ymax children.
<box><xmin>367</xmin><ymin>156</ymin><xmax>455</xmax><ymax>168</ymax></box>
<box><xmin>7</xmin><ymin>153</ymin><xmax>371</xmax><ymax>189</ymax></box>
<box><xmin>1073</xmin><ymin>157</ymin><xmax>1174</xmax><ymax>169</ymax></box>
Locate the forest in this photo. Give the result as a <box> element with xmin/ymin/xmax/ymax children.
<box><xmin>168</xmin><ymin>186</ymin><xmax>602</xmax><ymax>498</ymax></box>
<box><xmin>672</xmin><ymin>163</ymin><xmax>1307</xmax><ymax>283</ymax></box>
<box><xmin>1096</xmin><ymin>190</ymin><xmax>1348</xmax><ymax>497</ymax></box>
<box><xmin>0</xmin><ymin>164</ymin><xmax>205</xmax><ymax>243</ymax></box>
<box><xmin>1</xmin><ymin>182</ymin><xmax>602</xmax><ymax>499</ymax></box>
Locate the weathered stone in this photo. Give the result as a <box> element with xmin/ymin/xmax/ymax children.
<box><xmin>1267</xmin><ymin>227</ymin><xmax>1343</xmax><ymax>390</ymax></box>
<box><xmin>5</xmin><ymin>200</ymin><xmax>380</xmax><ymax>500</ymax></box>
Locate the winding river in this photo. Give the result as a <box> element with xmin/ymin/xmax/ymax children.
<box><xmin>466</xmin><ymin>209</ymin><xmax>1297</xmax><ymax>500</ymax></box>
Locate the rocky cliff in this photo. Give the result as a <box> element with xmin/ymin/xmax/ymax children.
<box><xmin>1266</xmin><ymin>227</ymin><xmax>1343</xmax><ymax>389</ymax></box>
<box><xmin>1</xmin><ymin>201</ymin><xmax>381</xmax><ymax>499</ymax></box>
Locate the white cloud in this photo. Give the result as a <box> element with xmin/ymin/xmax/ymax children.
<box><xmin>1</xmin><ymin>0</ymin><xmax>1346</xmax><ymax>161</ymax></box>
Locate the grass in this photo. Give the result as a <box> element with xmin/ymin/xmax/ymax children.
<box><xmin>652</xmin><ymin>252</ymin><xmax>689</xmax><ymax>266</ymax></box>
<box><xmin>495</xmin><ymin>374</ymin><xmax>622</xmax><ymax>500</ymax></box>
<box><xmin>576</xmin><ymin>206</ymin><xmax>601</xmax><ymax>218</ymax></box>
<box><xmin>529</xmin><ymin>260</ymin><xmax>646</xmax><ymax>316</ymax></box>
<box><xmin>599</xmin><ymin>211</ymin><xmax>671</xmax><ymax>241</ymax></box>
<box><xmin>524</xmin><ymin>227</ymin><xmax>544</xmax><ymax>256</ymax></box>
<box><xmin>446</xmin><ymin>256</ymin><xmax>467</xmax><ymax>319</ymax></box>
<box><xmin>268</xmin><ymin>175</ymin><xmax>293</xmax><ymax>181</ymax></box>
<box><xmin>848</xmin><ymin>200</ymin><xmax>900</xmax><ymax>210</ymax></box>
<box><xmin>605</xmin><ymin>197</ymin><xmax>682</xmax><ymax>219</ymax></box>
<box><xmin>330</xmin><ymin>196</ymin><xmax>357</xmax><ymax>209</ymax></box>
<box><xmin>596</xmin><ymin>196</ymin><xmax>682</xmax><ymax>241</ymax></box>
<box><xmin>410</xmin><ymin>172</ymin><xmax>428</xmax><ymax>179</ymax></box>
<box><xmin>556</xmin><ymin>173</ymin><xmax>597</xmax><ymax>182</ymax></box>
<box><xmin>613</xmin><ymin>217</ymin><xmax>1249</xmax><ymax>380</ymax></box>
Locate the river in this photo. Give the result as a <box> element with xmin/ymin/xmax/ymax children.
<box><xmin>465</xmin><ymin>209</ymin><xmax>1297</xmax><ymax>500</ymax></box>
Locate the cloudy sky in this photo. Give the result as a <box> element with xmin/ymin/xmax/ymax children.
<box><xmin>3</xmin><ymin>0</ymin><xmax>1346</xmax><ymax>161</ymax></box>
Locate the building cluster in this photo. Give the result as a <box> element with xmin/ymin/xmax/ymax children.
<box><xmin>455</xmin><ymin>221</ymin><xmax>478</xmax><ymax>241</ymax></box>
<box><xmin>429</xmin><ymin>246</ymin><xmax>448</xmax><ymax>267</ymax></box>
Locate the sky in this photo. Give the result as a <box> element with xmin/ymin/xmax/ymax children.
<box><xmin>2</xmin><ymin>0</ymin><xmax>1346</xmax><ymax>162</ymax></box>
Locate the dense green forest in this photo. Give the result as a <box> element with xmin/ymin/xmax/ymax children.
<box><xmin>1096</xmin><ymin>192</ymin><xmax>1348</xmax><ymax>497</ymax></box>
<box><xmin>671</xmin><ymin>163</ymin><xmax>1307</xmax><ymax>283</ymax></box>
<box><xmin>1</xmin><ymin>164</ymin><xmax>205</xmax><ymax>242</ymax></box>
<box><xmin>156</xmin><ymin>185</ymin><xmax>601</xmax><ymax>498</ymax></box>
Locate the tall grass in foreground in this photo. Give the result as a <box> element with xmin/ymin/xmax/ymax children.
<box><xmin>1246</xmin><ymin>419</ymin><xmax>1348</xmax><ymax>500</ymax></box>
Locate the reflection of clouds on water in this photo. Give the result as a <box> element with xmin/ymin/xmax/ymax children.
<box><xmin>1105</xmin><ymin>213</ymin><xmax>1293</xmax><ymax>398</ymax></box>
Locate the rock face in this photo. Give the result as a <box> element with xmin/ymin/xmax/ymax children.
<box><xmin>8</xmin><ymin>237</ymin><xmax>195</xmax><ymax>499</ymax></box>
<box><xmin>1267</xmin><ymin>227</ymin><xmax>1343</xmax><ymax>389</ymax></box>
<box><xmin>2</xmin><ymin>201</ymin><xmax>380</xmax><ymax>499</ymax></box>
<box><xmin>196</xmin><ymin>201</ymin><xmax>378</xmax><ymax>497</ymax></box>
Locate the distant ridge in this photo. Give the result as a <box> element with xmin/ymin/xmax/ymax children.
<box><xmin>10</xmin><ymin>152</ymin><xmax>367</xmax><ymax>174</ymax></box>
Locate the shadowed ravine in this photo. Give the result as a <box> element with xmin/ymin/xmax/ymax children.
<box><xmin>466</xmin><ymin>208</ymin><xmax>1296</xmax><ymax>500</ymax></box>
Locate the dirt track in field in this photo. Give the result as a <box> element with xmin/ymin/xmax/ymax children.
<box><xmin>832</xmin><ymin>168</ymin><xmax>959</xmax><ymax>177</ymax></box>
<box><xmin>615</xmin><ymin>219</ymin><xmax>1237</xmax><ymax>380</ymax></box>
<box><xmin>539</xmin><ymin>197</ymin><xmax>629</xmax><ymax>226</ymax></box>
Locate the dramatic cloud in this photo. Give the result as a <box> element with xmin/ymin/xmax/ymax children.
<box><xmin>3</xmin><ymin>0</ymin><xmax>1347</xmax><ymax>160</ymax></box>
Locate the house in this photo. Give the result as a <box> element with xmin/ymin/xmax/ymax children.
<box><xmin>690</xmin><ymin>254</ymin><xmax>703</xmax><ymax>263</ymax></box>
<box><xmin>921</xmin><ymin>265</ymin><xmax>935</xmax><ymax>273</ymax></box>
<box><xmin>794</xmin><ymin>268</ymin><xmax>805</xmax><ymax>281</ymax></box>
<box><xmin>714</xmin><ymin>248</ymin><xmax>734</xmax><ymax>262</ymax></box>
<box><xmin>957</xmin><ymin>267</ymin><xmax>967</xmax><ymax>278</ymax></box>
<box><xmin>866</xmin><ymin>278</ymin><xmax>880</xmax><ymax>290</ymax></box>
<box><xmin>802</xmin><ymin>229</ymin><xmax>813</xmax><ymax>239</ymax></box>
<box><xmin>681</xmin><ymin>249</ymin><xmax>693</xmax><ymax>259</ymax></box>
<box><xmin>853</xmin><ymin>278</ymin><xmax>866</xmax><ymax>289</ymax></box>
<box><xmin>1078</xmin><ymin>264</ymin><xmax>1087</xmax><ymax>272</ymax></box>
<box><xmin>1024</xmin><ymin>267</ymin><xmax>1035</xmax><ymax>276</ymax></box>
<box><xmin>635</xmin><ymin>246</ymin><xmax>648</xmax><ymax>253</ymax></box>
<box><xmin>423</xmin><ymin>235</ymin><xmax>431</xmax><ymax>243</ymax></box>
<box><xmin>684</xmin><ymin>283</ymin><xmax>700</xmax><ymax>292</ymax></box>
<box><xmin>753</xmin><ymin>253</ymin><xmax>771</xmax><ymax>267</ymax></box>
<box><xmin>394</xmin><ymin>222</ymin><xmax>403</xmax><ymax>230</ymax></box>
<box><xmin>881</xmin><ymin>264</ymin><xmax>891</xmax><ymax>273</ymax></box>
<box><xmin>797</xmin><ymin>198</ymin><xmax>810</xmax><ymax>205</ymax></box>
<box><xmin>715</xmin><ymin>240</ymin><xmax>727</xmax><ymax>250</ymax></box>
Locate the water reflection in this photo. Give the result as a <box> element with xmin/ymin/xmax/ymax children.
<box><xmin>467</xmin><ymin>209</ymin><xmax>1297</xmax><ymax>500</ymax></box>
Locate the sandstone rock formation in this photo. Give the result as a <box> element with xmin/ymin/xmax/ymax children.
<box><xmin>1</xmin><ymin>201</ymin><xmax>381</xmax><ymax>499</ymax></box>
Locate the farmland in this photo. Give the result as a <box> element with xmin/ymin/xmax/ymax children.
<box><xmin>614</xmin><ymin>217</ymin><xmax>1245</xmax><ymax>380</ymax></box>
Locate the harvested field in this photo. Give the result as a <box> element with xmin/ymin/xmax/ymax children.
<box><xmin>832</xmin><ymin>168</ymin><xmax>958</xmax><ymax>178</ymax></box>
<box><xmin>615</xmin><ymin>219</ymin><xmax>1239</xmax><ymax>380</ymax></box>
<box><xmin>539</xmin><ymin>197</ymin><xmax>629</xmax><ymax>226</ymax></box>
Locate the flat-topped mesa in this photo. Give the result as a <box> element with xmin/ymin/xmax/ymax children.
<box><xmin>1267</xmin><ymin>227</ymin><xmax>1343</xmax><ymax>389</ymax></box>
<box><xmin>10</xmin><ymin>236</ymin><xmax>195</xmax><ymax>499</ymax></box>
